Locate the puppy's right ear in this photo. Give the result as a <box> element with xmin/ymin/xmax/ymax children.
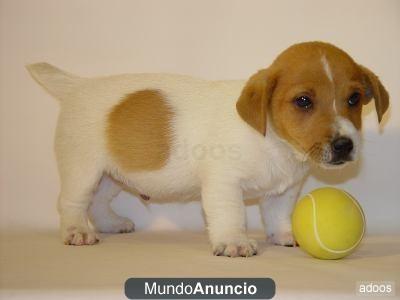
<box><xmin>236</xmin><ymin>68</ymin><xmax>277</xmax><ymax>136</ymax></box>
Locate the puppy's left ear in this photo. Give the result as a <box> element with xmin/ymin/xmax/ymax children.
<box><xmin>359</xmin><ymin>65</ymin><xmax>389</xmax><ymax>123</ymax></box>
<box><xmin>236</xmin><ymin>68</ymin><xmax>277</xmax><ymax>136</ymax></box>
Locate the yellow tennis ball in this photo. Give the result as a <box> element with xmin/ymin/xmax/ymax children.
<box><xmin>292</xmin><ymin>187</ymin><xmax>365</xmax><ymax>259</ymax></box>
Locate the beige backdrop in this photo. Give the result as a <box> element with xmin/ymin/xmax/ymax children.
<box><xmin>1</xmin><ymin>0</ymin><xmax>399</xmax><ymax>234</ymax></box>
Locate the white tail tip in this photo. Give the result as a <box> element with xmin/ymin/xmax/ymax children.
<box><xmin>26</xmin><ymin>62</ymin><xmax>82</xmax><ymax>100</ymax></box>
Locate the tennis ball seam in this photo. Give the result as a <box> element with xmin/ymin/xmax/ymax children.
<box><xmin>307</xmin><ymin>193</ymin><xmax>365</xmax><ymax>254</ymax></box>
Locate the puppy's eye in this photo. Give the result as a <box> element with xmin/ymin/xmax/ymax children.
<box><xmin>348</xmin><ymin>92</ymin><xmax>361</xmax><ymax>107</ymax></box>
<box><xmin>294</xmin><ymin>95</ymin><xmax>313</xmax><ymax>110</ymax></box>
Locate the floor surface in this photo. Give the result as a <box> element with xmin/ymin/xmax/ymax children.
<box><xmin>0</xmin><ymin>230</ymin><xmax>399</xmax><ymax>299</ymax></box>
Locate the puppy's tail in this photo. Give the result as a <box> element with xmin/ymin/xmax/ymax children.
<box><xmin>26</xmin><ymin>63</ymin><xmax>84</xmax><ymax>101</ymax></box>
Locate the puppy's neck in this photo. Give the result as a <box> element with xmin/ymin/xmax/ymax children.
<box><xmin>265</xmin><ymin>119</ymin><xmax>310</xmax><ymax>167</ymax></box>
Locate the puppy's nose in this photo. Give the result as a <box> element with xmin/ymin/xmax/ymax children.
<box><xmin>332</xmin><ymin>137</ymin><xmax>354</xmax><ymax>156</ymax></box>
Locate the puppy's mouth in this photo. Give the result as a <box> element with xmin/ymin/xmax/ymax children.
<box><xmin>322</xmin><ymin>137</ymin><xmax>357</xmax><ymax>168</ymax></box>
<box><xmin>305</xmin><ymin>137</ymin><xmax>357</xmax><ymax>169</ymax></box>
<box><xmin>329</xmin><ymin>159</ymin><xmax>347</xmax><ymax>165</ymax></box>
<box><xmin>324</xmin><ymin>157</ymin><xmax>353</xmax><ymax>168</ymax></box>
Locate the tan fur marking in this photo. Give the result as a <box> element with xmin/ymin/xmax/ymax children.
<box><xmin>358</xmin><ymin>65</ymin><xmax>389</xmax><ymax>123</ymax></box>
<box><xmin>236</xmin><ymin>69</ymin><xmax>277</xmax><ymax>135</ymax></box>
<box><xmin>107</xmin><ymin>89</ymin><xmax>173</xmax><ymax>171</ymax></box>
<box><xmin>267</xmin><ymin>42</ymin><xmax>375</xmax><ymax>162</ymax></box>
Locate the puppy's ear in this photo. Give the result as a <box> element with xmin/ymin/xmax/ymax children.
<box><xmin>236</xmin><ymin>68</ymin><xmax>277</xmax><ymax>135</ymax></box>
<box><xmin>359</xmin><ymin>65</ymin><xmax>389</xmax><ymax>123</ymax></box>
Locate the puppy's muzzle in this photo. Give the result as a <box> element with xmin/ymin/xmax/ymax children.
<box><xmin>329</xmin><ymin>137</ymin><xmax>354</xmax><ymax>165</ymax></box>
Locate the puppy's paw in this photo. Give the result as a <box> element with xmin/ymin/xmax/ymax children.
<box><xmin>95</xmin><ymin>217</ymin><xmax>135</xmax><ymax>234</ymax></box>
<box><xmin>268</xmin><ymin>231</ymin><xmax>298</xmax><ymax>247</ymax></box>
<box><xmin>213</xmin><ymin>239</ymin><xmax>258</xmax><ymax>257</ymax></box>
<box><xmin>62</xmin><ymin>226</ymin><xmax>99</xmax><ymax>246</ymax></box>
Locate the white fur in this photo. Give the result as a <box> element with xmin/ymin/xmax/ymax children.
<box><xmin>26</xmin><ymin>63</ymin><xmax>316</xmax><ymax>253</ymax></box>
<box><xmin>88</xmin><ymin>176</ymin><xmax>134</xmax><ymax>233</ymax></box>
<box><xmin>260</xmin><ymin>182</ymin><xmax>303</xmax><ymax>246</ymax></box>
<box><xmin>321</xmin><ymin>55</ymin><xmax>333</xmax><ymax>83</ymax></box>
<box><xmin>321</xmin><ymin>55</ymin><xmax>337</xmax><ymax>114</ymax></box>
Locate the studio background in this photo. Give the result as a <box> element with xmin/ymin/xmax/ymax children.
<box><xmin>1</xmin><ymin>0</ymin><xmax>399</xmax><ymax>235</ymax></box>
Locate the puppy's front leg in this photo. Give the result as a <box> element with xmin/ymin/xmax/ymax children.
<box><xmin>202</xmin><ymin>180</ymin><xmax>257</xmax><ymax>257</ymax></box>
<box><xmin>260</xmin><ymin>182</ymin><xmax>302</xmax><ymax>246</ymax></box>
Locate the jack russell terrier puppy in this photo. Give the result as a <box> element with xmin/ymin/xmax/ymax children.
<box><xmin>28</xmin><ymin>42</ymin><xmax>389</xmax><ymax>257</ymax></box>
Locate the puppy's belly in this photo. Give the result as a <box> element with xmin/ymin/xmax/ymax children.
<box><xmin>118</xmin><ymin>164</ymin><xmax>202</xmax><ymax>203</ymax></box>
<box><xmin>115</xmin><ymin>164</ymin><xmax>303</xmax><ymax>203</ymax></box>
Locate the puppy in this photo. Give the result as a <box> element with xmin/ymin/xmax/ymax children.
<box><xmin>28</xmin><ymin>42</ymin><xmax>389</xmax><ymax>257</ymax></box>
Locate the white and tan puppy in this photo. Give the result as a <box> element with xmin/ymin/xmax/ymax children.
<box><xmin>27</xmin><ymin>42</ymin><xmax>389</xmax><ymax>257</ymax></box>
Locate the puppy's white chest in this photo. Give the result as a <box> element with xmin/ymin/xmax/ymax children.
<box><xmin>241</xmin><ymin>136</ymin><xmax>308</xmax><ymax>199</ymax></box>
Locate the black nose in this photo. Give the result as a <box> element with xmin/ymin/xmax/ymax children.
<box><xmin>332</xmin><ymin>137</ymin><xmax>354</xmax><ymax>156</ymax></box>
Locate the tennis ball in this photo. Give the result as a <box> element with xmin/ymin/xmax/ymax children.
<box><xmin>292</xmin><ymin>187</ymin><xmax>365</xmax><ymax>259</ymax></box>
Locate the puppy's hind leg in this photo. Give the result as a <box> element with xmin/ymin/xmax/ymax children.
<box><xmin>58</xmin><ymin>161</ymin><xmax>103</xmax><ymax>246</ymax></box>
<box><xmin>89</xmin><ymin>175</ymin><xmax>135</xmax><ymax>234</ymax></box>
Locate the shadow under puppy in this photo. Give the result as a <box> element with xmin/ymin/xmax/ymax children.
<box><xmin>28</xmin><ymin>41</ymin><xmax>389</xmax><ymax>257</ymax></box>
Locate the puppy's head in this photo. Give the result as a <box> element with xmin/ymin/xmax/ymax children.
<box><xmin>237</xmin><ymin>42</ymin><xmax>389</xmax><ymax>168</ymax></box>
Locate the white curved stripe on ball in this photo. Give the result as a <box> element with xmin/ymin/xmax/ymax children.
<box><xmin>307</xmin><ymin>192</ymin><xmax>365</xmax><ymax>254</ymax></box>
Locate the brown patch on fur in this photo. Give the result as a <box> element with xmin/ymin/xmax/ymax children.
<box><xmin>236</xmin><ymin>69</ymin><xmax>277</xmax><ymax>135</ymax></box>
<box><xmin>107</xmin><ymin>89</ymin><xmax>173</xmax><ymax>171</ymax></box>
